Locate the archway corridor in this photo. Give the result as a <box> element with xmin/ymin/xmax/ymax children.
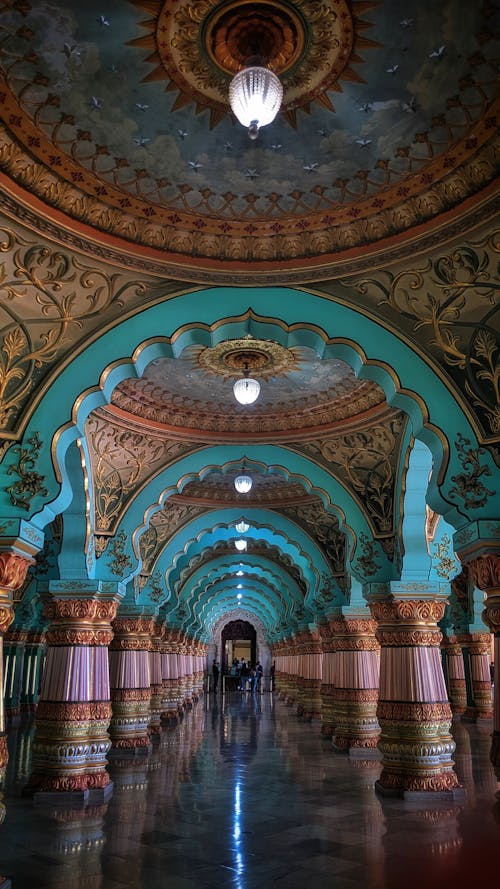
<box><xmin>0</xmin><ymin>0</ymin><xmax>498</xmax><ymax>884</ymax></box>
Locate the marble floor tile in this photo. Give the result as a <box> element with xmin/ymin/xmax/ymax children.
<box><xmin>1</xmin><ymin>695</ymin><xmax>500</xmax><ymax>888</ymax></box>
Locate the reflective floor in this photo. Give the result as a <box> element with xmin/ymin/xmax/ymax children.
<box><xmin>1</xmin><ymin>694</ymin><xmax>500</xmax><ymax>888</ymax></box>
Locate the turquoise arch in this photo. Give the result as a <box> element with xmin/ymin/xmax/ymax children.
<box><xmin>0</xmin><ymin>288</ymin><xmax>494</xmax><ymax>540</ymax></box>
<box><xmin>178</xmin><ymin>556</ymin><xmax>306</xmax><ymax>608</ymax></box>
<box><xmin>90</xmin><ymin>450</ymin><xmax>393</xmax><ymax>587</ymax></box>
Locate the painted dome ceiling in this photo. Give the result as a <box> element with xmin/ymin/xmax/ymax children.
<box><xmin>110</xmin><ymin>342</ymin><xmax>386</xmax><ymax>438</ymax></box>
<box><xmin>0</xmin><ymin>0</ymin><xmax>497</xmax><ymax>281</ymax></box>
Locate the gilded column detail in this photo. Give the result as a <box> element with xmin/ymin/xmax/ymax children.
<box><xmin>470</xmin><ymin>553</ymin><xmax>500</xmax><ymax>789</ymax></box>
<box><xmin>330</xmin><ymin>616</ymin><xmax>380</xmax><ymax>754</ymax></box>
<box><xmin>319</xmin><ymin>622</ymin><xmax>335</xmax><ymax>737</ymax></box>
<box><xmin>442</xmin><ymin>636</ymin><xmax>467</xmax><ymax>715</ymax></box>
<box><xmin>109</xmin><ymin>616</ymin><xmax>154</xmax><ymax>752</ymax></box>
<box><xmin>28</xmin><ymin>594</ymin><xmax>119</xmax><ymax>798</ymax></box>
<box><xmin>370</xmin><ymin>598</ymin><xmax>462</xmax><ymax>798</ymax></box>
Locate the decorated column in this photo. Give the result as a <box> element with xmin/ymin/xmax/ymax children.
<box><xmin>20</xmin><ymin>631</ymin><xmax>46</xmax><ymax>713</ymax></box>
<box><xmin>319</xmin><ymin>622</ymin><xmax>335</xmax><ymax>736</ymax></box>
<box><xmin>161</xmin><ymin>629</ymin><xmax>182</xmax><ymax>723</ymax></box>
<box><xmin>109</xmin><ymin>614</ymin><xmax>154</xmax><ymax>753</ymax></box>
<box><xmin>330</xmin><ymin>612</ymin><xmax>380</xmax><ymax>755</ymax></box>
<box><xmin>467</xmin><ymin>552</ymin><xmax>500</xmax><ymax>788</ymax></box>
<box><xmin>298</xmin><ymin>628</ymin><xmax>322</xmax><ymax>720</ymax></box>
<box><xmin>441</xmin><ymin>635</ymin><xmax>467</xmax><ymax>715</ymax></box>
<box><xmin>457</xmin><ymin>631</ymin><xmax>493</xmax><ymax>721</ymax></box>
<box><xmin>28</xmin><ymin>584</ymin><xmax>119</xmax><ymax>800</ymax></box>
<box><xmin>0</xmin><ymin>546</ymin><xmax>37</xmax><ymax>808</ymax></box>
<box><xmin>370</xmin><ymin>592</ymin><xmax>462</xmax><ymax>798</ymax></box>
<box><xmin>3</xmin><ymin>629</ymin><xmax>27</xmax><ymax>721</ymax></box>
<box><xmin>148</xmin><ymin>621</ymin><xmax>164</xmax><ymax>738</ymax></box>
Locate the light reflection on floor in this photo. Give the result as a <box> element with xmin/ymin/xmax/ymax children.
<box><xmin>1</xmin><ymin>693</ymin><xmax>499</xmax><ymax>888</ymax></box>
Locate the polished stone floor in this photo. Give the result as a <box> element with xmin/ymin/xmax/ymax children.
<box><xmin>1</xmin><ymin>694</ymin><xmax>500</xmax><ymax>888</ymax></box>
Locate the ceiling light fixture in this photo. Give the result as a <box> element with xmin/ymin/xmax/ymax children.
<box><xmin>235</xmin><ymin>519</ymin><xmax>250</xmax><ymax>534</ymax></box>
<box><xmin>234</xmin><ymin>538</ymin><xmax>247</xmax><ymax>552</ymax></box>
<box><xmin>233</xmin><ymin>363</ymin><xmax>260</xmax><ymax>405</ymax></box>
<box><xmin>229</xmin><ymin>64</ymin><xmax>283</xmax><ymax>141</ymax></box>
<box><xmin>236</xmin><ymin>570</ymin><xmax>244</xmax><ymax>577</ymax></box>
<box><xmin>237</xmin><ymin>593</ymin><xmax>243</xmax><ymax>600</ymax></box>
<box><xmin>234</xmin><ymin>472</ymin><xmax>252</xmax><ymax>493</ymax></box>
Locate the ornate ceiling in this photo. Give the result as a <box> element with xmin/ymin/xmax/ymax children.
<box><xmin>0</xmin><ymin>0</ymin><xmax>498</xmax><ymax>640</ymax></box>
<box><xmin>0</xmin><ymin>0</ymin><xmax>497</xmax><ymax>279</ymax></box>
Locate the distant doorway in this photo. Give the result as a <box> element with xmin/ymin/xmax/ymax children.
<box><xmin>222</xmin><ymin>620</ymin><xmax>256</xmax><ymax>671</ymax></box>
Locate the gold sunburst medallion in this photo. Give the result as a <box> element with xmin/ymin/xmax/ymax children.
<box><xmin>129</xmin><ymin>0</ymin><xmax>379</xmax><ymax>128</ymax></box>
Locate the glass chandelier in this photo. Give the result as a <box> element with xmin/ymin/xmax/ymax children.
<box><xmin>235</xmin><ymin>520</ymin><xmax>250</xmax><ymax>534</ymax></box>
<box><xmin>229</xmin><ymin>65</ymin><xmax>283</xmax><ymax>140</ymax></box>
<box><xmin>235</xmin><ymin>538</ymin><xmax>247</xmax><ymax>551</ymax></box>
<box><xmin>234</xmin><ymin>474</ymin><xmax>252</xmax><ymax>493</ymax></box>
<box><xmin>233</xmin><ymin>375</ymin><xmax>260</xmax><ymax>405</ymax></box>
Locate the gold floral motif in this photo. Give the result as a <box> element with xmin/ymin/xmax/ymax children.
<box><xmin>0</xmin><ymin>228</ymin><xmax>147</xmax><ymax>436</ymax></box>
<box><xmin>432</xmin><ymin>534</ymin><xmax>458</xmax><ymax>580</ymax></box>
<box><xmin>106</xmin><ymin>530</ymin><xmax>133</xmax><ymax>578</ymax></box>
<box><xmin>354</xmin><ymin>532</ymin><xmax>381</xmax><ymax>578</ymax></box>
<box><xmin>5</xmin><ymin>432</ymin><xmax>47</xmax><ymax>511</ymax></box>
<box><xmin>36</xmin><ymin>702</ymin><xmax>112</xmax><ymax>721</ymax></box>
<box><xmin>45</xmin><ymin>628</ymin><xmax>114</xmax><ymax>647</ymax></box>
<box><xmin>86</xmin><ymin>411</ymin><xmax>197</xmax><ymax>537</ymax></box>
<box><xmin>352</xmin><ymin>237</ymin><xmax>500</xmax><ymax>446</ymax></box>
<box><xmin>468</xmin><ymin>553</ymin><xmax>500</xmax><ymax>592</ymax></box>
<box><xmin>378</xmin><ymin>701</ymin><xmax>452</xmax><ymax>722</ymax></box>
<box><xmin>450</xmin><ymin>433</ymin><xmax>494</xmax><ymax>510</ymax></box>
<box><xmin>0</xmin><ymin>551</ymin><xmax>34</xmax><ymax>593</ymax></box>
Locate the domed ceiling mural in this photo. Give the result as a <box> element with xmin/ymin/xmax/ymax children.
<box><xmin>0</xmin><ymin>0</ymin><xmax>497</xmax><ymax>277</ymax></box>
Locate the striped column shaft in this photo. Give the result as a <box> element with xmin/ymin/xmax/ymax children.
<box><xmin>471</xmin><ymin>554</ymin><xmax>500</xmax><ymax>787</ymax></box>
<box><xmin>371</xmin><ymin>598</ymin><xmax>460</xmax><ymax>797</ymax></box>
<box><xmin>330</xmin><ymin>617</ymin><xmax>380</xmax><ymax>753</ymax></box>
<box><xmin>29</xmin><ymin>595</ymin><xmax>118</xmax><ymax>794</ymax></box>
<box><xmin>149</xmin><ymin>622</ymin><xmax>164</xmax><ymax>737</ymax></box>
<box><xmin>320</xmin><ymin>622</ymin><xmax>335</xmax><ymax>736</ymax></box>
<box><xmin>458</xmin><ymin>632</ymin><xmax>493</xmax><ymax>721</ymax></box>
<box><xmin>442</xmin><ymin>636</ymin><xmax>467</xmax><ymax>714</ymax></box>
<box><xmin>109</xmin><ymin>617</ymin><xmax>154</xmax><ymax>751</ymax></box>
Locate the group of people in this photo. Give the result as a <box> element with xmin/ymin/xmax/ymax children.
<box><xmin>211</xmin><ymin>657</ymin><xmax>264</xmax><ymax>693</ymax></box>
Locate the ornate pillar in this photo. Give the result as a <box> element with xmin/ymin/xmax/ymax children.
<box><xmin>299</xmin><ymin>629</ymin><xmax>322</xmax><ymax>720</ymax></box>
<box><xmin>109</xmin><ymin>615</ymin><xmax>154</xmax><ymax>753</ymax></box>
<box><xmin>441</xmin><ymin>635</ymin><xmax>467</xmax><ymax>715</ymax></box>
<box><xmin>370</xmin><ymin>596</ymin><xmax>462</xmax><ymax>799</ymax></box>
<box><xmin>0</xmin><ymin>550</ymin><xmax>35</xmax><ymax>793</ymax></box>
<box><xmin>330</xmin><ymin>613</ymin><xmax>380</xmax><ymax>755</ymax></box>
<box><xmin>20</xmin><ymin>631</ymin><xmax>46</xmax><ymax>712</ymax></box>
<box><xmin>457</xmin><ymin>631</ymin><xmax>493</xmax><ymax>721</ymax></box>
<box><xmin>161</xmin><ymin>630</ymin><xmax>181</xmax><ymax>723</ymax></box>
<box><xmin>3</xmin><ymin>629</ymin><xmax>27</xmax><ymax>720</ymax></box>
<box><xmin>319</xmin><ymin>622</ymin><xmax>335</xmax><ymax>737</ymax></box>
<box><xmin>469</xmin><ymin>553</ymin><xmax>500</xmax><ymax>789</ymax></box>
<box><xmin>28</xmin><ymin>589</ymin><xmax>119</xmax><ymax>800</ymax></box>
<box><xmin>148</xmin><ymin>621</ymin><xmax>164</xmax><ymax>739</ymax></box>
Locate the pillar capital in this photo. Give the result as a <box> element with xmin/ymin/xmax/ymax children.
<box><xmin>44</xmin><ymin>595</ymin><xmax>120</xmax><ymax>647</ymax></box>
<box><xmin>110</xmin><ymin>616</ymin><xmax>154</xmax><ymax>650</ymax></box>
<box><xmin>370</xmin><ymin>598</ymin><xmax>446</xmax><ymax>648</ymax></box>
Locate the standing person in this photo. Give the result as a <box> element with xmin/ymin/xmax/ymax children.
<box><xmin>270</xmin><ymin>661</ymin><xmax>275</xmax><ymax>691</ymax></box>
<box><xmin>255</xmin><ymin>661</ymin><xmax>263</xmax><ymax>692</ymax></box>
<box><xmin>240</xmin><ymin>659</ymin><xmax>249</xmax><ymax>691</ymax></box>
<box><xmin>212</xmin><ymin>659</ymin><xmax>220</xmax><ymax>694</ymax></box>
